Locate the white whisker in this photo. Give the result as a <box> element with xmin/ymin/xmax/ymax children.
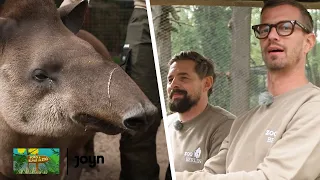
<box><xmin>107</xmin><ymin>67</ymin><xmax>117</xmax><ymax>107</ymax></box>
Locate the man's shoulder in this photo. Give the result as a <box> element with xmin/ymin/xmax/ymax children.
<box><xmin>306</xmin><ymin>83</ymin><xmax>320</xmax><ymax>100</ymax></box>
<box><xmin>290</xmin><ymin>82</ymin><xmax>320</xmax><ymax>101</ymax></box>
<box><xmin>284</xmin><ymin>83</ymin><xmax>320</xmax><ymax>108</ymax></box>
<box><xmin>206</xmin><ymin>104</ymin><xmax>236</xmax><ymax>122</ymax></box>
<box><xmin>295</xmin><ymin>84</ymin><xmax>320</xmax><ymax>116</ymax></box>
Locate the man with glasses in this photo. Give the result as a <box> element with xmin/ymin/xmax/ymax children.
<box><xmin>175</xmin><ymin>0</ymin><xmax>320</xmax><ymax>179</ymax></box>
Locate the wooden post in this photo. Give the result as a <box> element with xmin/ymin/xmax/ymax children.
<box><xmin>154</xmin><ymin>6</ymin><xmax>173</xmax><ymax>107</ymax></box>
<box><xmin>230</xmin><ymin>7</ymin><xmax>251</xmax><ymax>115</ymax></box>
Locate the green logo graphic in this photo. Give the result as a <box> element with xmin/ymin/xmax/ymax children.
<box><xmin>13</xmin><ymin>148</ymin><xmax>60</xmax><ymax>174</ymax></box>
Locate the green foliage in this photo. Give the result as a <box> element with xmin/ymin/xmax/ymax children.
<box><xmin>46</xmin><ymin>154</ymin><xmax>60</xmax><ymax>174</ymax></box>
<box><xmin>307</xmin><ymin>9</ymin><xmax>320</xmax><ymax>86</ymax></box>
<box><xmin>171</xmin><ymin>6</ymin><xmax>232</xmax><ymax>110</ymax></box>
<box><xmin>13</xmin><ymin>151</ymin><xmax>59</xmax><ymax>174</ymax></box>
<box><xmin>16</xmin><ymin>167</ymin><xmax>48</xmax><ymax>174</ymax></box>
<box><xmin>171</xmin><ymin>6</ymin><xmax>200</xmax><ymax>55</ymax></box>
<box><xmin>250</xmin><ymin>8</ymin><xmax>263</xmax><ymax>67</ymax></box>
<box><xmin>13</xmin><ymin>154</ymin><xmax>27</xmax><ymax>173</ymax></box>
<box><xmin>249</xmin><ymin>7</ymin><xmax>266</xmax><ymax>108</ymax></box>
<box><xmin>171</xmin><ymin>6</ymin><xmax>320</xmax><ymax>112</ymax></box>
<box><xmin>194</xmin><ymin>6</ymin><xmax>232</xmax><ymax>110</ymax></box>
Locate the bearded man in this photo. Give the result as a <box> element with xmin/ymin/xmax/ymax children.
<box><xmin>166</xmin><ymin>51</ymin><xmax>235</xmax><ymax>174</ymax></box>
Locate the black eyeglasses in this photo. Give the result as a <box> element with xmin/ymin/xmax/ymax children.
<box><xmin>252</xmin><ymin>20</ymin><xmax>311</xmax><ymax>39</ymax></box>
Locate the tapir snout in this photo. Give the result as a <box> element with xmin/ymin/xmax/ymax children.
<box><xmin>65</xmin><ymin>61</ymin><xmax>157</xmax><ymax>135</ymax></box>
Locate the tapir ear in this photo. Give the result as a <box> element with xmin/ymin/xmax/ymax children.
<box><xmin>0</xmin><ymin>17</ymin><xmax>17</xmax><ymax>41</ymax></box>
<box><xmin>58</xmin><ymin>0</ymin><xmax>88</xmax><ymax>34</ymax></box>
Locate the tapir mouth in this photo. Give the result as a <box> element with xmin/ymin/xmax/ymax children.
<box><xmin>71</xmin><ymin>113</ymin><xmax>125</xmax><ymax>135</ymax></box>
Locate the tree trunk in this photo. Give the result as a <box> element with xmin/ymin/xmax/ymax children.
<box><xmin>230</xmin><ymin>7</ymin><xmax>251</xmax><ymax>116</ymax></box>
<box><xmin>154</xmin><ymin>5</ymin><xmax>172</xmax><ymax>106</ymax></box>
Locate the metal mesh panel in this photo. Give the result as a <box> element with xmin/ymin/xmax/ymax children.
<box><xmin>84</xmin><ymin>0</ymin><xmax>133</xmax><ymax>59</ymax></box>
<box><xmin>55</xmin><ymin>0</ymin><xmax>134</xmax><ymax>62</ymax></box>
<box><xmin>152</xmin><ymin>5</ymin><xmax>320</xmax><ymax>116</ymax></box>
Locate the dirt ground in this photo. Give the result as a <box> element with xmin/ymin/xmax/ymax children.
<box><xmin>80</xmin><ymin>121</ymin><xmax>169</xmax><ymax>180</ymax></box>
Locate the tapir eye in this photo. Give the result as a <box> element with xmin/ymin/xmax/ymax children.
<box><xmin>32</xmin><ymin>69</ymin><xmax>50</xmax><ymax>82</ymax></box>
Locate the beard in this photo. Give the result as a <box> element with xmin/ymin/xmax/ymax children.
<box><xmin>263</xmin><ymin>55</ymin><xmax>287</xmax><ymax>70</ymax></box>
<box><xmin>168</xmin><ymin>89</ymin><xmax>200</xmax><ymax>113</ymax></box>
<box><xmin>262</xmin><ymin>44</ymin><xmax>301</xmax><ymax>71</ymax></box>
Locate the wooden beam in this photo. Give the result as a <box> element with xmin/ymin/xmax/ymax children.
<box><xmin>150</xmin><ymin>0</ymin><xmax>263</xmax><ymax>7</ymax></box>
<box><xmin>150</xmin><ymin>0</ymin><xmax>320</xmax><ymax>9</ymax></box>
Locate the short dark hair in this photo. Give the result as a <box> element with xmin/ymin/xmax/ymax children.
<box><xmin>168</xmin><ymin>51</ymin><xmax>216</xmax><ymax>97</ymax></box>
<box><xmin>261</xmin><ymin>0</ymin><xmax>313</xmax><ymax>32</ymax></box>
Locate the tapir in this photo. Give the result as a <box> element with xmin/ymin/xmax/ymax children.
<box><xmin>0</xmin><ymin>0</ymin><xmax>157</xmax><ymax>179</ymax></box>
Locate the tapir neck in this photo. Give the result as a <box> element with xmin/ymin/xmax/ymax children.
<box><xmin>0</xmin><ymin>115</ymin><xmax>71</xmax><ymax>179</ymax></box>
<box><xmin>0</xmin><ymin>115</ymin><xmax>18</xmax><ymax>178</ymax></box>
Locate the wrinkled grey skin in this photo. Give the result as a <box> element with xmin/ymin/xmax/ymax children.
<box><xmin>0</xmin><ymin>0</ymin><xmax>157</xmax><ymax>179</ymax></box>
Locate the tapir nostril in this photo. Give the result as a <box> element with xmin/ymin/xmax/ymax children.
<box><xmin>123</xmin><ymin>117</ymin><xmax>148</xmax><ymax>131</ymax></box>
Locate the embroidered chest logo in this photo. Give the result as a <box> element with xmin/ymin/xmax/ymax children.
<box><xmin>184</xmin><ymin>147</ymin><xmax>202</xmax><ymax>164</ymax></box>
<box><xmin>265</xmin><ymin>129</ymin><xmax>277</xmax><ymax>143</ymax></box>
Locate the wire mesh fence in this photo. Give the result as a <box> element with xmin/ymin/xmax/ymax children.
<box><xmin>55</xmin><ymin>0</ymin><xmax>134</xmax><ymax>63</ymax></box>
<box><xmin>152</xmin><ymin>4</ymin><xmax>320</xmax><ymax>116</ymax></box>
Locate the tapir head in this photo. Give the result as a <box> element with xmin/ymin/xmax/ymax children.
<box><xmin>0</xmin><ymin>0</ymin><xmax>157</xmax><ymax>137</ymax></box>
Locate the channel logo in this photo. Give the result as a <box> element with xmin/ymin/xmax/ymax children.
<box><xmin>12</xmin><ymin>148</ymin><xmax>104</xmax><ymax>176</ymax></box>
<box><xmin>13</xmin><ymin>148</ymin><xmax>60</xmax><ymax>174</ymax></box>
